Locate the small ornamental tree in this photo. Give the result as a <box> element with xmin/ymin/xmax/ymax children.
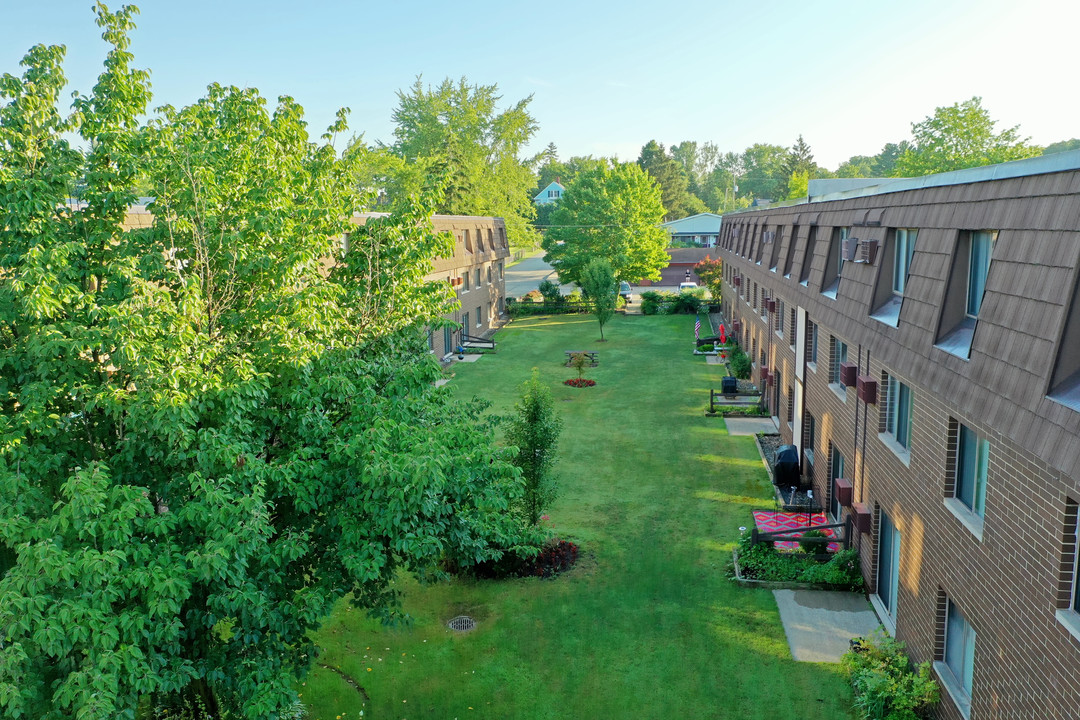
<box><xmin>694</xmin><ymin>255</ymin><xmax>723</xmax><ymax>300</ymax></box>
<box><xmin>580</xmin><ymin>257</ymin><xmax>618</xmax><ymax>340</ymax></box>
<box><xmin>504</xmin><ymin>370</ymin><xmax>563</xmax><ymax>527</ymax></box>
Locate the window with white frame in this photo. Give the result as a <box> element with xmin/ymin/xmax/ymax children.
<box><xmin>476</xmin><ymin>305</ymin><xmax>482</xmax><ymax>327</ymax></box>
<box><xmin>883</xmin><ymin>374</ymin><xmax>912</xmax><ymax>452</ymax></box>
<box><xmin>936</xmin><ymin>594</ymin><xmax>976</xmax><ymax>717</ymax></box>
<box><xmin>830</xmin><ymin>337</ymin><xmax>848</xmax><ymax>386</ymax></box>
<box><xmin>877</xmin><ymin>508</ymin><xmax>900</xmax><ymax>622</ymax></box>
<box><xmin>954</xmin><ymin>423</ymin><xmax>988</xmax><ymax>517</ymax></box>
<box><xmin>805</xmin><ymin>412</ymin><xmax>816</xmax><ymax>465</ymax></box>
<box><xmin>936</xmin><ymin>230</ymin><xmax>997</xmax><ymax>358</ymax></box>
<box><xmin>462</xmin><ymin>272</ymin><xmax>470</xmax><ymax>292</ymax></box>
<box><xmin>1056</xmin><ymin>499</ymin><xmax>1080</xmax><ymax>641</ymax></box>
<box><xmin>893</xmin><ymin>228</ymin><xmax>917</xmax><ymax>295</ymax></box>
<box><xmin>872</xmin><ymin>228</ymin><xmax>918</xmax><ymax>326</ymax></box>
<box><xmin>807</xmin><ymin>321</ymin><xmax>819</xmax><ymax>367</ymax></box>
<box><xmin>821</xmin><ymin>226</ymin><xmax>847</xmax><ymax>298</ymax></box>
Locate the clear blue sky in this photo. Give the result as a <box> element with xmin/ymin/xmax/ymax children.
<box><xmin>5</xmin><ymin>0</ymin><xmax>1077</xmax><ymax>170</ymax></box>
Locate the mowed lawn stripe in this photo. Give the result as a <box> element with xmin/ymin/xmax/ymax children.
<box><xmin>305</xmin><ymin>313</ymin><xmax>854</xmax><ymax>719</ymax></box>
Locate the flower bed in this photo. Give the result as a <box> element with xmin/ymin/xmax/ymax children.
<box><xmin>563</xmin><ymin>378</ymin><xmax>596</xmax><ymax>388</ymax></box>
<box><xmin>471</xmin><ymin>539</ymin><xmax>580</xmax><ymax>579</ymax></box>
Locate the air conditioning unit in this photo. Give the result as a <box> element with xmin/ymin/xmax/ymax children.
<box><xmin>857</xmin><ymin>375</ymin><xmax>878</xmax><ymax>404</ymax></box>
<box><xmin>733</xmin><ymin>319</ymin><xmax>742</xmax><ymax>333</ymax></box>
<box><xmin>852</xmin><ymin>502</ymin><xmax>872</xmax><ymax>534</ymax></box>
<box><xmin>856</xmin><ymin>239</ymin><xmax>879</xmax><ymax>264</ymax></box>
<box><xmin>766</xmin><ymin>299</ymin><xmax>776</xmax><ymax>313</ymax></box>
<box><xmin>733</xmin><ymin>276</ymin><xmax>741</xmax><ymax>287</ymax></box>
<box><xmin>842</xmin><ymin>237</ymin><xmax>859</xmax><ymax>261</ymax></box>
<box><xmin>833</xmin><ymin>477</ymin><xmax>853</xmax><ymax>507</ymax></box>
<box><xmin>840</xmin><ymin>361</ymin><xmax>858</xmax><ymax>387</ymax></box>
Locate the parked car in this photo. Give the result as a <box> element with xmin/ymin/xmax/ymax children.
<box><xmin>619</xmin><ymin>281</ymin><xmax>633</xmax><ymax>302</ymax></box>
<box><xmin>679</xmin><ymin>281</ymin><xmax>699</xmax><ymax>292</ymax></box>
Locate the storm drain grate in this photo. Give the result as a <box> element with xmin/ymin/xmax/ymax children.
<box><xmin>447</xmin><ymin>615</ymin><xmax>476</xmax><ymax>632</ymax></box>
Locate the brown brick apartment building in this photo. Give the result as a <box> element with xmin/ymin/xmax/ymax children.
<box><xmin>352</xmin><ymin>213</ymin><xmax>510</xmax><ymax>360</ymax></box>
<box><xmin>719</xmin><ymin>151</ymin><xmax>1080</xmax><ymax>719</ymax></box>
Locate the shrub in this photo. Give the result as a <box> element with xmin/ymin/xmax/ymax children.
<box><xmin>798</xmin><ymin>529</ymin><xmax>828</xmax><ymax>553</ymax></box>
<box><xmin>734</xmin><ymin>531</ymin><xmax>865</xmax><ymax>590</ymax></box>
<box><xmin>471</xmin><ymin>538</ymin><xmax>579</xmax><ymax>579</ymax></box>
<box><xmin>522</xmin><ymin>289</ymin><xmax>543</xmax><ymax>302</ymax></box>
<box><xmin>842</xmin><ymin>629</ymin><xmax>940</xmax><ymax>720</ymax></box>
<box><xmin>729</xmin><ymin>346</ymin><xmax>751</xmax><ymax>379</ymax></box>
<box><xmin>538</xmin><ymin>278</ymin><xmax>563</xmax><ymax>304</ymax></box>
<box><xmin>801</xmin><ymin>549</ymin><xmax>865</xmax><ymax>590</ymax></box>
<box><xmin>639</xmin><ymin>290</ymin><xmax>670</xmax><ymax>315</ymax></box>
<box><xmin>708</xmin><ymin>405</ymin><xmax>769</xmax><ymax>417</ymax></box>
<box><xmin>568</xmin><ymin>352</ymin><xmax>588</xmax><ymax>379</ymax></box>
<box><xmin>669</xmin><ymin>289</ymin><xmax>705</xmax><ymax>314</ymax></box>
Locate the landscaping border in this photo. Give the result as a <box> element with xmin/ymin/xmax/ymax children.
<box><xmin>730</xmin><ymin>548</ymin><xmax>827</xmax><ymax>591</ymax></box>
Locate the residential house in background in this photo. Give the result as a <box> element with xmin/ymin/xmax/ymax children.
<box><xmin>533</xmin><ymin>180</ymin><xmax>566</xmax><ymax>205</ymax></box>
<box><xmin>719</xmin><ymin>150</ymin><xmax>1080</xmax><ymax>720</ymax></box>
<box><xmin>661</xmin><ymin>212</ymin><xmax>723</xmax><ymax>247</ymax></box>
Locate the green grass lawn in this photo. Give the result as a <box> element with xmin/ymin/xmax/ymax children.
<box><xmin>303</xmin><ymin>313</ymin><xmax>853</xmax><ymax>720</ymax></box>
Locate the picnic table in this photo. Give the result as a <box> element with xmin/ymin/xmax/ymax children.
<box><xmin>565</xmin><ymin>351</ymin><xmax>599</xmax><ymax>367</ymax></box>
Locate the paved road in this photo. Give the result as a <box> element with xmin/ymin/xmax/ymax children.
<box><xmin>504</xmin><ymin>252</ymin><xmax>575</xmax><ymax>299</ymax></box>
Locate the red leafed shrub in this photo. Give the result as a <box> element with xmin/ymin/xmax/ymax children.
<box><xmin>531</xmin><ymin>540</ymin><xmax>579</xmax><ymax>578</ymax></box>
<box><xmin>563</xmin><ymin>378</ymin><xmax>596</xmax><ymax>388</ymax></box>
<box><xmin>470</xmin><ymin>539</ymin><xmax>580</xmax><ymax>580</ymax></box>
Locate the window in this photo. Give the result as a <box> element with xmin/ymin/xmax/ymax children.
<box><xmin>894</xmin><ymin>228</ymin><xmax>917</xmax><ymax>295</ymax></box>
<box><xmin>775</xmin><ymin>299</ymin><xmax>785</xmax><ymax>337</ymax></box>
<box><xmin>799</xmin><ymin>226</ymin><xmax>818</xmax><ymax>286</ymax></box>
<box><xmin>487</xmin><ymin>228</ymin><xmax>494</xmax><ymax>249</ymax></box>
<box><xmin>876</xmin><ymin>509</ymin><xmax>900</xmax><ymax>622</ymax></box>
<box><xmin>830</xmin><ymin>338</ymin><xmax>848</xmax><ymax>386</ymax></box>
<box><xmin>821</xmin><ymin>227</ymin><xmax>847</xmax><ymax>298</ymax></box>
<box><xmin>499</xmin><ymin>261</ymin><xmax>504</xmax><ymax>280</ymax></box>
<box><xmin>476</xmin><ymin>305</ymin><xmax>482</xmax><ymax>327</ymax></box>
<box><xmin>872</xmin><ymin>228</ymin><xmax>918</xmax><ymax>326</ymax></box>
<box><xmin>462</xmin><ymin>272</ymin><xmax>470</xmax><ymax>292</ymax></box>
<box><xmin>443</xmin><ymin>325</ymin><xmax>453</xmax><ymax>356</ymax></box>
<box><xmin>955</xmin><ymin>424</ymin><xmax>988</xmax><ymax>517</ymax></box>
<box><xmin>464</xmin><ymin>229</ymin><xmax>473</xmax><ymax>253</ymax></box>
<box><xmin>806</xmin><ymin>321</ymin><xmax>819</xmax><ymax>367</ymax></box>
<box><xmin>805</xmin><ymin>413</ymin><xmax>816</xmax><ymax>465</ymax></box>
<box><xmin>787</xmin><ymin>386</ymin><xmax>794</xmax><ymax>424</ymax></box>
<box><xmin>829</xmin><ymin>445</ymin><xmax>845</xmax><ymax>521</ymax></box>
<box><xmin>487</xmin><ymin>266</ymin><xmax>492</xmax><ymax>284</ymax></box>
<box><xmin>936</xmin><ymin>595</ymin><xmax>976</xmax><ymax>717</ymax></box>
<box><xmin>768</xmin><ymin>227</ymin><xmax>782</xmax><ymax>270</ymax></box>
<box><xmin>883</xmin><ymin>374</ymin><xmax>912</xmax><ymax>453</ymax></box>
<box><xmin>476</xmin><ymin>229</ymin><xmax>485</xmax><ymax>252</ymax></box>
<box><xmin>1056</xmin><ymin>499</ymin><xmax>1080</xmax><ymax>641</ymax></box>
<box><xmin>936</xmin><ymin>230</ymin><xmax>997</xmax><ymax>358</ymax></box>
<box><xmin>784</xmin><ymin>225</ymin><xmax>799</xmax><ymax>277</ymax></box>
<box><xmin>461</xmin><ymin>311</ymin><xmax>469</xmax><ymax>332</ymax></box>
<box><xmin>789</xmin><ymin>308</ymin><xmax>797</xmax><ymax>349</ymax></box>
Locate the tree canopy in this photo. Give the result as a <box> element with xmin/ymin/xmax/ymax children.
<box><xmin>541</xmin><ymin>162</ymin><xmax>668</xmax><ymax>286</ymax></box>
<box><xmin>384</xmin><ymin>76</ymin><xmax>541</xmax><ymax>248</ymax></box>
<box><xmin>637</xmin><ymin>140</ymin><xmax>706</xmax><ymax>220</ymax></box>
<box><xmin>0</xmin><ymin>6</ymin><xmax>531</xmax><ymax>718</ymax></box>
<box><xmin>893</xmin><ymin>96</ymin><xmax>1041</xmax><ymax>176</ymax></box>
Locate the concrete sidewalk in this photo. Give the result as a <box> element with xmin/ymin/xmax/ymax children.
<box><xmin>772</xmin><ymin>589</ymin><xmax>880</xmax><ymax>662</ymax></box>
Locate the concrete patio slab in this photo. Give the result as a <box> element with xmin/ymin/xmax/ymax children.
<box><xmin>772</xmin><ymin>589</ymin><xmax>880</xmax><ymax>663</ymax></box>
<box><xmin>723</xmin><ymin>417</ymin><xmax>779</xmax><ymax>435</ymax></box>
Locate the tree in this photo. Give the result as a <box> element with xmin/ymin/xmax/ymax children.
<box><xmin>835</xmin><ymin>141</ymin><xmax>911</xmax><ymax>178</ymax></box>
<box><xmin>893</xmin><ymin>97</ymin><xmax>1041</xmax><ymax>176</ymax></box>
<box><xmin>0</xmin><ymin>7</ymin><xmax>530</xmax><ymax>718</ymax></box>
<box><xmin>389</xmin><ymin>76</ymin><xmax>540</xmax><ymax>249</ymax></box>
<box><xmin>671</xmin><ymin>140</ymin><xmax>720</xmax><ymax>196</ymax></box>
<box><xmin>637</xmin><ymin>140</ymin><xmax>706</xmax><ymax>220</ymax></box>
<box><xmin>503</xmin><ymin>370</ymin><xmax>562</xmax><ymax>527</ymax></box>
<box><xmin>738</xmin><ymin>143</ymin><xmax>791</xmax><ymax>201</ymax></box>
<box><xmin>787</xmin><ymin>169</ymin><xmax>809</xmax><ymax>199</ymax></box>
<box><xmin>1044</xmin><ymin>138</ymin><xmax>1080</xmax><ymax>155</ymax></box>
<box><xmin>580</xmin><ymin>258</ymin><xmax>618</xmax><ymax>340</ymax></box>
<box><xmin>541</xmin><ymin>162</ymin><xmax>668</xmax><ymax>287</ymax></box>
<box><xmin>693</xmin><ymin>255</ymin><xmax>723</xmax><ymax>300</ymax></box>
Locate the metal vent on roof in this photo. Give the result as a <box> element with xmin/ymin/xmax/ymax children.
<box><xmin>447</xmin><ymin>616</ymin><xmax>476</xmax><ymax>632</ymax></box>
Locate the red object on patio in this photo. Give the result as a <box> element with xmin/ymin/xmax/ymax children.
<box><xmin>751</xmin><ymin>510</ymin><xmax>841</xmax><ymax>552</ymax></box>
<box><xmin>719</xmin><ymin>324</ymin><xmax>727</xmax><ymax>344</ymax></box>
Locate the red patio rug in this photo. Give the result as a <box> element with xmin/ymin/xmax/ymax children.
<box><xmin>751</xmin><ymin>510</ymin><xmax>841</xmax><ymax>552</ymax></box>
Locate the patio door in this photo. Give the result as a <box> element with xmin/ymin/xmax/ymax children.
<box><xmin>461</xmin><ymin>312</ymin><xmax>469</xmax><ymax>342</ymax></box>
<box><xmin>877</xmin><ymin>510</ymin><xmax>900</xmax><ymax>620</ymax></box>
<box><xmin>443</xmin><ymin>325</ymin><xmax>453</xmax><ymax>357</ymax></box>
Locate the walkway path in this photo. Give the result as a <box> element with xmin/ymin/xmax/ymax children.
<box><xmin>503</xmin><ymin>252</ymin><xmax>574</xmax><ymax>299</ymax></box>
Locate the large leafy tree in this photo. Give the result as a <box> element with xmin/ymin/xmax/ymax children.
<box><xmin>0</xmin><ymin>6</ymin><xmax>529</xmax><ymax>719</ymax></box>
<box><xmin>893</xmin><ymin>96</ymin><xmax>1041</xmax><ymax>176</ymax></box>
<box><xmin>637</xmin><ymin>140</ymin><xmax>706</xmax><ymax>220</ymax></box>
<box><xmin>737</xmin><ymin>143</ymin><xmax>791</xmax><ymax>201</ymax></box>
<box><xmin>541</xmin><ymin>162</ymin><xmax>668</xmax><ymax>286</ymax></box>
<box><xmin>388</xmin><ymin>76</ymin><xmax>540</xmax><ymax>248</ymax></box>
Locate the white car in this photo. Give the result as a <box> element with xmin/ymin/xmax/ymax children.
<box><xmin>619</xmin><ymin>281</ymin><xmax>632</xmax><ymax>301</ymax></box>
<box><xmin>679</xmin><ymin>281</ymin><xmax>699</xmax><ymax>292</ymax></box>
